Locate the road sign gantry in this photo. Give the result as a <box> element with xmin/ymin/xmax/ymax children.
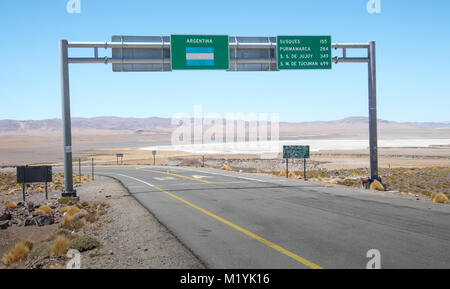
<box><xmin>60</xmin><ymin>36</ymin><xmax>378</xmax><ymax>196</ymax></box>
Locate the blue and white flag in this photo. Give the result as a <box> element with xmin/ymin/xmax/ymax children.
<box><xmin>186</xmin><ymin>47</ymin><xmax>215</xmax><ymax>66</ymax></box>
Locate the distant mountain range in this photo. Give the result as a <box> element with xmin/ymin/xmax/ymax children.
<box><xmin>0</xmin><ymin>116</ymin><xmax>449</xmax><ymax>139</ymax></box>
<box><xmin>0</xmin><ymin>117</ymin><xmax>172</xmax><ymax>132</ymax></box>
<box><xmin>0</xmin><ymin>116</ymin><xmax>449</xmax><ymax>131</ymax></box>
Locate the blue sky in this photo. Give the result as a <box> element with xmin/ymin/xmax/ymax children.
<box><xmin>0</xmin><ymin>0</ymin><xmax>449</xmax><ymax>122</ymax></box>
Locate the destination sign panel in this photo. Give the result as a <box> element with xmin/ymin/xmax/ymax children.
<box><xmin>283</xmin><ymin>145</ymin><xmax>310</xmax><ymax>159</ymax></box>
<box><xmin>277</xmin><ymin>36</ymin><xmax>332</xmax><ymax>70</ymax></box>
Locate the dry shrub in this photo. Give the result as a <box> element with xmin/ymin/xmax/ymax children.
<box><xmin>30</xmin><ymin>241</ymin><xmax>52</xmax><ymax>258</ymax></box>
<box><xmin>432</xmin><ymin>193</ymin><xmax>449</xmax><ymax>204</ymax></box>
<box><xmin>69</xmin><ymin>236</ymin><xmax>101</xmax><ymax>252</ymax></box>
<box><xmin>60</xmin><ymin>206</ymin><xmax>80</xmax><ymax>216</ymax></box>
<box><xmin>80</xmin><ymin>201</ymin><xmax>89</xmax><ymax>208</ymax></box>
<box><xmin>61</xmin><ymin>205</ymin><xmax>85</xmax><ymax>229</ymax></box>
<box><xmin>288</xmin><ymin>172</ymin><xmax>297</xmax><ymax>178</ymax></box>
<box><xmin>62</xmin><ymin>217</ymin><xmax>85</xmax><ymax>231</ymax></box>
<box><xmin>222</xmin><ymin>165</ymin><xmax>232</xmax><ymax>171</ymax></box>
<box><xmin>55</xmin><ymin>228</ymin><xmax>75</xmax><ymax>239</ymax></box>
<box><xmin>34</xmin><ymin>205</ymin><xmax>55</xmax><ymax>215</ymax></box>
<box><xmin>71</xmin><ymin>211</ymin><xmax>88</xmax><ymax>223</ymax></box>
<box><xmin>63</xmin><ymin>213</ymin><xmax>73</xmax><ymax>224</ymax></box>
<box><xmin>6</xmin><ymin>201</ymin><xmax>18</xmax><ymax>209</ymax></box>
<box><xmin>2</xmin><ymin>239</ymin><xmax>34</xmax><ymax>266</ymax></box>
<box><xmin>58</xmin><ymin>197</ymin><xmax>74</xmax><ymax>205</ymax></box>
<box><xmin>370</xmin><ymin>180</ymin><xmax>385</xmax><ymax>191</ymax></box>
<box><xmin>85</xmin><ymin>212</ymin><xmax>98</xmax><ymax>223</ymax></box>
<box><xmin>343</xmin><ymin>179</ymin><xmax>357</xmax><ymax>186</ymax></box>
<box><xmin>421</xmin><ymin>191</ymin><xmax>432</xmax><ymax>197</ymax></box>
<box><xmin>50</xmin><ymin>236</ymin><xmax>70</xmax><ymax>255</ymax></box>
<box><xmin>48</xmin><ymin>264</ymin><xmax>65</xmax><ymax>270</ymax></box>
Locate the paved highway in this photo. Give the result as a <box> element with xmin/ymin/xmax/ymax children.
<box><xmin>90</xmin><ymin>166</ymin><xmax>450</xmax><ymax>269</ymax></box>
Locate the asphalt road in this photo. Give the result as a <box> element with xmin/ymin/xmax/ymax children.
<box><xmin>90</xmin><ymin>165</ymin><xmax>450</xmax><ymax>269</ymax></box>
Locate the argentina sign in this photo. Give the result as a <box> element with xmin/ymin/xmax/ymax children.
<box><xmin>171</xmin><ymin>35</ymin><xmax>229</xmax><ymax>70</ymax></box>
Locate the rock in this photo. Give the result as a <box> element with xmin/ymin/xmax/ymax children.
<box><xmin>0</xmin><ymin>209</ymin><xmax>11</xmax><ymax>221</ymax></box>
<box><xmin>25</xmin><ymin>218</ymin><xmax>36</xmax><ymax>226</ymax></box>
<box><xmin>35</xmin><ymin>214</ymin><xmax>55</xmax><ymax>226</ymax></box>
<box><xmin>0</xmin><ymin>220</ymin><xmax>9</xmax><ymax>229</ymax></box>
<box><xmin>26</xmin><ymin>201</ymin><xmax>34</xmax><ymax>212</ymax></box>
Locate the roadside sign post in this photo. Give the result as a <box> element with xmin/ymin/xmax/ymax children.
<box><xmin>152</xmin><ymin>150</ymin><xmax>157</xmax><ymax>166</ymax></box>
<box><xmin>304</xmin><ymin>158</ymin><xmax>307</xmax><ymax>181</ymax></box>
<box><xmin>283</xmin><ymin>146</ymin><xmax>310</xmax><ymax>180</ymax></box>
<box><xmin>78</xmin><ymin>158</ymin><xmax>81</xmax><ymax>182</ymax></box>
<box><xmin>368</xmin><ymin>42</ymin><xmax>379</xmax><ymax>181</ymax></box>
<box><xmin>116</xmin><ymin>154</ymin><xmax>124</xmax><ymax>165</ymax></box>
<box><xmin>60</xmin><ymin>36</ymin><xmax>380</xmax><ymax>193</ymax></box>
<box><xmin>285</xmin><ymin>158</ymin><xmax>289</xmax><ymax>179</ymax></box>
<box><xmin>17</xmin><ymin>166</ymin><xmax>53</xmax><ymax>202</ymax></box>
<box><xmin>60</xmin><ymin>40</ymin><xmax>76</xmax><ymax>198</ymax></box>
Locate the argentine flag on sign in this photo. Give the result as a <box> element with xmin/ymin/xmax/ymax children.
<box><xmin>186</xmin><ymin>47</ymin><xmax>215</xmax><ymax>66</ymax></box>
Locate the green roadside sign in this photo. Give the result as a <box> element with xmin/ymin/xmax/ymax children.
<box><xmin>277</xmin><ymin>36</ymin><xmax>332</xmax><ymax>70</ymax></box>
<box><xmin>283</xmin><ymin>145</ymin><xmax>310</xmax><ymax>159</ymax></box>
<box><xmin>171</xmin><ymin>35</ymin><xmax>229</xmax><ymax>70</ymax></box>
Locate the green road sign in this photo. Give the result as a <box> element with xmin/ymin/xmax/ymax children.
<box><xmin>283</xmin><ymin>145</ymin><xmax>310</xmax><ymax>159</ymax></box>
<box><xmin>171</xmin><ymin>35</ymin><xmax>229</xmax><ymax>70</ymax></box>
<box><xmin>277</xmin><ymin>36</ymin><xmax>332</xmax><ymax>70</ymax></box>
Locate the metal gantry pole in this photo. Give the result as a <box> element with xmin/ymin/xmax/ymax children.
<box><xmin>60</xmin><ymin>40</ymin><xmax>76</xmax><ymax>197</ymax></box>
<box><xmin>368</xmin><ymin>41</ymin><xmax>379</xmax><ymax>180</ymax></box>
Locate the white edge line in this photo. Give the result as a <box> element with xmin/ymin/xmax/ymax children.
<box><xmin>172</xmin><ymin>167</ymin><xmax>266</xmax><ymax>183</ymax></box>
<box><xmin>110</xmin><ymin>173</ymin><xmax>155</xmax><ymax>187</ymax></box>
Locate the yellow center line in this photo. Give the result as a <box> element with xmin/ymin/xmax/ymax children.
<box><xmin>151</xmin><ymin>183</ymin><xmax>322</xmax><ymax>269</ymax></box>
